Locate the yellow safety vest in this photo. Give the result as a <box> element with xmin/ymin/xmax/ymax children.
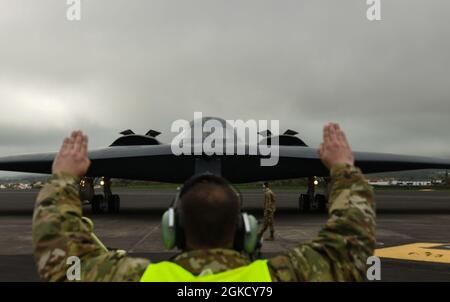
<box><xmin>140</xmin><ymin>260</ymin><xmax>271</xmax><ymax>282</ymax></box>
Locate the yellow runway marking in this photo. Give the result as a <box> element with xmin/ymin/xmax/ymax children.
<box><xmin>375</xmin><ymin>243</ymin><xmax>450</xmax><ymax>264</ymax></box>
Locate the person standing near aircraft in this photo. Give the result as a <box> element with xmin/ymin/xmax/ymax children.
<box><xmin>32</xmin><ymin>123</ymin><xmax>375</xmax><ymax>281</ymax></box>
<box><xmin>258</xmin><ymin>182</ymin><xmax>276</xmax><ymax>241</ymax></box>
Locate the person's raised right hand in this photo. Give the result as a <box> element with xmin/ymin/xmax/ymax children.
<box><xmin>319</xmin><ymin>123</ymin><xmax>354</xmax><ymax>170</ymax></box>
<box><xmin>52</xmin><ymin>131</ymin><xmax>91</xmax><ymax>178</ymax></box>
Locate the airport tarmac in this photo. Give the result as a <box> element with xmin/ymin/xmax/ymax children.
<box><xmin>0</xmin><ymin>188</ymin><xmax>449</xmax><ymax>282</ymax></box>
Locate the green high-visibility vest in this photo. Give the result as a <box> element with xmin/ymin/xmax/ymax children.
<box><xmin>140</xmin><ymin>260</ymin><xmax>271</xmax><ymax>282</ymax></box>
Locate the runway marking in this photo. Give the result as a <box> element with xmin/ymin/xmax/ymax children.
<box><xmin>375</xmin><ymin>243</ymin><xmax>450</xmax><ymax>264</ymax></box>
<box><xmin>128</xmin><ymin>224</ymin><xmax>160</xmax><ymax>253</ymax></box>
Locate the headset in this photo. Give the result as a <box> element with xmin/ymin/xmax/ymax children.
<box><xmin>161</xmin><ymin>174</ymin><xmax>259</xmax><ymax>254</ymax></box>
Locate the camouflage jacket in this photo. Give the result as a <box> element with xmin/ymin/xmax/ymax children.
<box><xmin>263</xmin><ymin>188</ymin><xmax>276</xmax><ymax>213</ymax></box>
<box><xmin>32</xmin><ymin>164</ymin><xmax>375</xmax><ymax>281</ymax></box>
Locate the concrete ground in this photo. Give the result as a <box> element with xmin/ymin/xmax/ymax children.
<box><xmin>0</xmin><ymin>189</ymin><xmax>449</xmax><ymax>281</ymax></box>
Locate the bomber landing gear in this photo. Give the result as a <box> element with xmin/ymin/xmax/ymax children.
<box><xmin>298</xmin><ymin>194</ymin><xmax>311</xmax><ymax>212</ymax></box>
<box><xmin>107</xmin><ymin>194</ymin><xmax>121</xmax><ymax>213</ymax></box>
<box><xmin>298</xmin><ymin>194</ymin><xmax>327</xmax><ymax>213</ymax></box>
<box><xmin>92</xmin><ymin>194</ymin><xmax>107</xmax><ymax>214</ymax></box>
<box><xmin>298</xmin><ymin>177</ymin><xmax>328</xmax><ymax>213</ymax></box>
<box><xmin>91</xmin><ymin>194</ymin><xmax>120</xmax><ymax>214</ymax></box>
<box><xmin>315</xmin><ymin>194</ymin><xmax>327</xmax><ymax>213</ymax></box>
<box><xmin>90</xmin><ymin>177</ymin><xmax>121</xmax><ymax>214</ymax></box>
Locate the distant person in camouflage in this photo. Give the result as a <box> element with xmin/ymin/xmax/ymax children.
<box><xmin>32</xmin><ymin>123</ymin><xmax>376</xmax><ymax>281</ymax></box>
<box><xmin>258</xmin><ymin>182</ymin><xmax>276</xmax><ymax>241</ymax></box>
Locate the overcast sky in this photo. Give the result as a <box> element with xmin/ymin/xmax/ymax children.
<box><xmin>1</xmin><ymin>0</ymin><xmax>449</xmax><ymax>176</ymax></box>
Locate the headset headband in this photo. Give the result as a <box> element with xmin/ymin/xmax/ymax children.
<box><xmin>176</xmin><ymin>173</ymin><xmax>241</xmax><ymax>210</ymax></box>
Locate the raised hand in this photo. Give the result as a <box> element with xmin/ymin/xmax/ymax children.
<box><xmin>52</xmin><ymin>131</ymin><xmax>91</xmax><ymax>178</ymax></box>
<box><xmin>319</xmin><ymin>123</ymin><xmax>354</xmax><ymax>170</ymax></box>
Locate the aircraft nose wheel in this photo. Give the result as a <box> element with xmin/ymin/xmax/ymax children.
<box><xmin>315</xmin><ymin>194</ymin><xmax>328</xmax><ymax>213</ymax></box>
<box><xmin>91</xmin><ymin>194</ymin><xmax>121</xmax><ymax>214</ymax></box>
<box><xmin>107</xmin><ymin>195</ymin><xmax>121</xmax><ymax>213</ymax></box>
<box><xmin>298</xmin><ymin>194</ymin><xmax>311</xmax><ymax>213</ymax></box>
<box><xmin>91</xmin><ymin>195</ymin><xmax>107</xmax><ymax>214</ymax></box>
<box><xmin>298</xmin><ymin>194</ymin><xmax>328</xmax><ymax>213</ymax></box>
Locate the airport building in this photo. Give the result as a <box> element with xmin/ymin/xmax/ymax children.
<box><xmin>368</xmin><ymin>179</ymin><xmax>444</xmax><ymax>187</ymax></box>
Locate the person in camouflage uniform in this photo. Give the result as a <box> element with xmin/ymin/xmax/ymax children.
<box><xmin>32</xmin><ymin>123</ymin><xmax>375</xmax><ymax>282</ymax></box>
<box><xmin>258</xmin><ymin>182</ymin><xmax>276</xmax><ymax>241</ymax></box>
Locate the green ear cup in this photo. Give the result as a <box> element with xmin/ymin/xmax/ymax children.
<box><xmin>161</xmin><ymin>209</ymin><xmax>176</xmax><ymax>250</ymax></box>
<box><xmin>243</xmin><ymin>214</ymin><xmax>259</xmax><ymax>254</ymax></box>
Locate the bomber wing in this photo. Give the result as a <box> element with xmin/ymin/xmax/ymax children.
<box><xmin>0</xmin><ymin>145</ymin><xmax>449</xmax><ymax>183</ymax></box>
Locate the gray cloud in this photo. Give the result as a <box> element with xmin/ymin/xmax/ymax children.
<box><xmin>0</xmin><ymin>0</ymin><xmax>450</xmax><ymax>178</ymax></box>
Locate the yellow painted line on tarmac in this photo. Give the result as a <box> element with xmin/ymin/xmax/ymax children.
<box><xmin>375</xmin><ymin>243</ymin><xmax>450</xmax><ymax>264</ymax></box>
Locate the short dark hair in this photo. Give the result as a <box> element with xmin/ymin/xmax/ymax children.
<box><xmin>263</xmin><ymin>182</ymin><xmax>269</xmax><ymax>188</ymax></box>
<box><xmin>179</xmin><ymin>174</ymin><xmax>241</xmax><ymax>249</ymax></box>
